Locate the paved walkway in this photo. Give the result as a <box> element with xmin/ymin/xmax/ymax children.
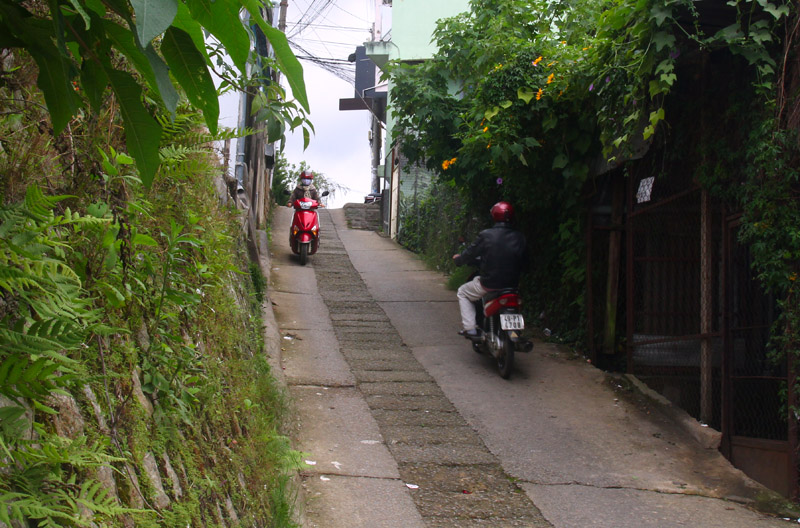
<box><xmin>266</xmin><ymin>206</ymin><xmax>793</xmax><ymax>527</ymax></box>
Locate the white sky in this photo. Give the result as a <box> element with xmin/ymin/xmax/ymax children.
<box><xmin>219</xmin><ymin>0</ymin><xmax>378</xmax><ymax>208</ymax></box>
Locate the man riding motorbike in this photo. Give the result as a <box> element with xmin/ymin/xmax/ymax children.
<box><xmin>286</xmin><ymin>170</ymin><xmax>324</xmax><ymax>207</ymax></box>
<box><xmin>452</xmin><ymin>201</ymin><xmax>528</xmax><ymax>338</ymax></box>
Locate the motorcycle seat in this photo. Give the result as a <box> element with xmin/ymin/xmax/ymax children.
<box><xmin>481</xmin><ymin>288</ymin><xmax>519</xmax><ymax>303</ymax></box>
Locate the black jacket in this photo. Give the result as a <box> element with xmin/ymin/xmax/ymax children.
<box><xmin>289</xmin><ymin>184</ymin><xmax>320</xmax><ymax>203</ymax></box>
<box><xmin>455</xmin><ymin>222</ymin><xmax>528</xmax><ymax>289</ymax></box>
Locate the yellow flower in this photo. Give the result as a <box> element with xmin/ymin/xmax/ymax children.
<box><xmin>791</xmin><ymin>273</ymin><xmax>798</xmax><ymax>282</ymax></box>
<box><xmin>536</xmin><ymin>88</ymin><xmax>543</xmax><ymax>100</ymax></box>
<box><xmin>442</xmin><ymin>157</ymin><xmax>457</xmax><ymax>171</ymax></box>
<box><xmin>582</xmin><ymin>46</ymin><xmax>591</xmax><ymax>51</ymax></box>
<box><xmin>548</xmin><ymin>61</ymin><xmax>556</xmax><ymax>67</ymax></box>
<box><xmin>561</xmin><ymin>41</ymin><xmax>567</xmax><ymax>45</ymax></box>
<box><xmin>483</xmin><ymin>126</ymin><xmax>489</xmax><ymax>133</ymax></box>
<box><xmin>547</xmin><ymin>73</ymin><xmax>555</xmax><ymax>84</ymax></box>
<box><xmin>532</xmin><ymin>56</ymin><xmax>543</xmax><ymax>66</ymax></box>
<box><xmin>487</xmin><ymin>142</ymin><xmax>492</xmax><ymax>149</ymax></box>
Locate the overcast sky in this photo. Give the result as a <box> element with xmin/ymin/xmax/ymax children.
<box><xmin>220</xmin><ymin>0</ymin><xmax>379</xmax><ymax>208</ymax></box>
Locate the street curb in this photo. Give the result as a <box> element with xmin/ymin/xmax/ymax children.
<box><xmin>256</xmin><ymin>229</ymin><xmax>285</xmax><ymax>387</ymax></box>
<box><xmin>624</xmin><ymin>373</ymin><xmax>722</xmax><ymax>450</ymax></box>
<box><xmin>254</xmin><ymin>227</ymin><xmax>308</xmax><ymax>527</ymax></box>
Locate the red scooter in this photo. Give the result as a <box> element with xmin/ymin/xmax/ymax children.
<box><xmin>462</xmin><ymin>259</ymin><xmax>532</xmax><ymax>379</ymax></box>
<box><xmin>288</xmin><ymin>191</ymin><xmax>328</xmax><ymax>265</ymax></box>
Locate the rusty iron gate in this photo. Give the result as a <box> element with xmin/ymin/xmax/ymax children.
<box><xmin>617</xmin><ymin>173</ymin><xmax>797</xmax><ymax>497</ymax></box>
<box><xmin>722</xmin><ymin>217</ymin><xmax>797</xmax><ymax>497</ymax></box>
<box><xmin>626</xmin><ymin>182</ymin><xmax>723</xmax><ymax>428</ymax></box>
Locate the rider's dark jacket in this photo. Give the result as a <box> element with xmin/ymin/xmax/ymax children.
<box><xmin>289</xmin><ymin>183</ymin><xmax>320</xmax><ymax>203</ymax></box>
<box><xmin>454</xmin><ymin>222</ymin><xmax>528</xmax><ymax>290</ymax></box>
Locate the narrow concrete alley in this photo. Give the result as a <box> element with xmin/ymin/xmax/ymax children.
<box><xmin>267</xmin><ymin>206</ymin><xmax>791</xmax><ymax>528</ymax></box>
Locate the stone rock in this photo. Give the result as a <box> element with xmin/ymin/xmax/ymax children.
<box><xmin>81</xmin><ymin>385</ymin><xmax>109</xmax><ymax>434</ymax></box>
<box><xmin>48</xmin><ymin>392</ymin><xmax>85</xmax><ymax>438</ymax></box>
<box><xmin>121</xmin><ymin>463</ymin><xmax>144</xmax><ymax>509</ymax></box>
<box><xmin>95</xmin><ymin>464</ymin><xmax>119</xmax><ymax>503</ymax></box>
<box><xmin>162</xmin><ymin>452</ymin><xmax>182</xmax><ymax>499</ymax></box>
<box><xmin>214</xmin><ymin>501</ymin><xmax>227</xmax><ymax>527</ymax></box>
<box><xmin>224</xmin><ymin>495</ymin><xmax>239</xmax><ymax>524</ymax></box>
<box><xmin>131</xmin><ymin>370</ymin><xmax>153</xmax><ymax>417</ymax></box>
<box><xmin>142</xmin><ymin>452</ymin><xmax>170</xmax><ymax>509</ymax></box>
<box><xmin>0</xmin><ymin>395</ymin><xmax>34</xmax><ymax>441</ymax></box>
<box><xmin>135</xmin><ymin>323</ymin><xmax>150</xmax><ymax>351</ymax></box>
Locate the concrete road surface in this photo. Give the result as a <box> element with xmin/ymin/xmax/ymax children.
<box><xmin>266</xmin><ymin>206</ymin><xmax>794</xmax><ymax>527</ymax></box>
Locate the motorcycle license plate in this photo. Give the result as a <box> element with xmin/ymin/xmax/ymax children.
<box><xmin>500</xmin><ymin>314</ymin><xmax>524</xmax><ymax>330</ymax></box>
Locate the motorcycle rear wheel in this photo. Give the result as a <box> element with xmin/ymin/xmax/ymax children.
<box><xmin>299</xmin><ymin>243</ymin><xmax>309</xmax><ymax>266</ymax></box>
<box><xmin>496</xmin><ymin>332</ymin><xmax>515</xmax><ymax>379</ymax></box>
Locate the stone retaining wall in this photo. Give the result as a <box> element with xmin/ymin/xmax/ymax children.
<box><xmin>342</xmin><ymin>203</ymin><xmax>383</xmax><ymax>232</ymax></box>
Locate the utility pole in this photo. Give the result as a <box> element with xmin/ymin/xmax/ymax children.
<box><xmin>279</xmin><ymin>0</ymin><xmax>288</xmax><ymax>32</ymax></box>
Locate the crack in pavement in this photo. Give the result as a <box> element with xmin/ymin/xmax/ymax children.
<box><xmin>308</xmin><ymin>210</ymin><xmax>553</xmax><ymax>527</ymax></box>
<box><xmin>521</xmin><ymin>479</ymin><xmax>748</xmax><ymax>502</ymax></box>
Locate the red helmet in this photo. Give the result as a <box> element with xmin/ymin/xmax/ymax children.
<box><xmin>490</xmin><ymin>201</ymin><xmax>514</xmax><ymax>222</ymax></box>
<box><xmin>299</xmin><ymin>170</ymin><xmax>313</xmax><ymax>180</ymax></box>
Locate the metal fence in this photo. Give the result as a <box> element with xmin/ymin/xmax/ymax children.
<box><xmin>626</xmin><ymin>182</ymin><xmax>724</xmax><ymax>428</ymax></box>
<box><xmin>604</xmin><ymin>169</ymin><xmax>797</xmax><ymax>496</ymax></box>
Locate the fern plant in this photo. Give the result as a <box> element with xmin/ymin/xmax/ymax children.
<box><xmin>0</xmin><ymin>186</ymin><xmax>106</xmax><ymax>408</ymax></box>
<box><xmin>0</xmin><ymin>434</ymin><xmax>132</xmax><ymax>527</ymax></box>
<box><xmin>0</xmin><ymin>185</ymin><xmax>135</xmax><ymax>526</ymax></box>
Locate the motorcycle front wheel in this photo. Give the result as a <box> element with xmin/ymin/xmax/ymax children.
<box><xmin>299</xmin><ymin>243</ymin><xmax>309</xmax><ymax>266</ymax></box>
<box><xmin>496</xmin><ymin>331</ymin><xmax>515</xmax><ymax>379</ymax></box>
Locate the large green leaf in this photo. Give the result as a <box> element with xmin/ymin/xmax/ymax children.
<box><xmin>0</xmin><ymin>2</ymin><xmax>80</xmax><ymax>134</ymax></box>
<box><xmin>104</xmin><ymin>19</ymin><xmax>178</xmax><ymax>114</ymax></box>
<box><xmin>185</xmin><ymin>0</ymin><xmax>249</xmax><ymax>73</ymax></box>
<box><xmin>144</xmin><ymin>45</ymin><xmax>179</xmax><ymax>115</ymax></box>
<box><xmin>104</xmin><ymin>69</ymin><xmax>162</xmax><ymax>187</ymax></box>
<box><xmin>161</xmin><ymin>27</ymin><xmax>219</xmax><ymax>134</ymax></box>
<box><xmin>171</xmin><ymin>1</ymin><xmax>207</xmax><ymax>59</ymax></box>
<box><xmin>130</xmin><ymin>0</ymin><xmax>177</xmax><ymax>45</ymax></box>
<box><xmin>79</xmin><ymin>56</ymin><xmax>108</xmax><ymax>112</ymax></box>
<box><xmin>241</xmin><ymin>0</ymin><xmax>309</xmax><ymax>112</ymax></box>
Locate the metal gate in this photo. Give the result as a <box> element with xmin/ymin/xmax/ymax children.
<box><xmin>722</xmin><ymin>217</ymin><xmax>797</xmax><ymax>497</ymax></box>
<box><xmin>626</xmin><ymin>180</ymin><xmax>723</xmax><ymax>429</ymax></box>
<box><xmin>623</xmin><ymin>171</ymin><xmax>796</xmax><ymax>497</ymax></box>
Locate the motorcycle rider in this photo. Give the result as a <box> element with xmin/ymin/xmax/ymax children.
<box><xmin>452</xmin><ymin>201</ymin><xmax>528</xmax><ymax>337</ymax></box>
<box><xmin>286</xmin><ymin>170</ymin><xmax>324</xmax><ymax>207</ymax></box>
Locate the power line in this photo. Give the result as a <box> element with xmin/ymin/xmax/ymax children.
<box><xmin>286</xmin><ymin>22</ymin><xmax>369</xmax><ymax>31</ymax></box>
<box><xmin>290</xmin><ymin>0</ymin><xmax>336</xmax><ymax>38</ymax></box>
<box><xmin>288</xmin><ymin>38</ymin><xmax>355</xmax><ymax>84</ymax></box>
<box><xmin>294</xmin><ymin>55</ymin><xmax>353</xmax><ymax>64</ymax></box>
<box><xmin>330</xmin><ymin>1</ymin><xmax>371</xmax><ymax>23</ymax></box>
<box><xmin>294</xmin><ymin>38</ymin><xmax>362</xmax><ymax>47</ymax></box>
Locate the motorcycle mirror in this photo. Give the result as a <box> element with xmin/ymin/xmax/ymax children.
<box><xmin>321</xmin><ymin>191</ymin><xmax>330</xmax><ymax>197</ymax></box>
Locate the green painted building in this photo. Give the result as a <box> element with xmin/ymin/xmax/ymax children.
<box><xmin>366</xmin><ymin>0</ymin><xmax>470</xmax><ymax>239</ymax></box>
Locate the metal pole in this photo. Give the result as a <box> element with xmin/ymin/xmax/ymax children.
<box><xmin>279</xmin><ymin>0</ymin><xmax>288</xmax><ymax>32</ymax></box>
<box><xmin>700</xmin><ymin>189</ymin><xmax>713</xmax><ymax>424</ymax></box>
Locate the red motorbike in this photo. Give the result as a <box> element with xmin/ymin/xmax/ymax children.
<box><xmin>289</xmin><ymin>191</ymin><xmax>328</xmax><ymax>265</ymax></box>
<box><xmin>468</xmin><ymin>288</ymin><xmax>531</xmax><ymax>379</ymax></box>
<box><xmin>462</xmin><ymin>259</ymin><xmax>532</xmax><ymax>379</ymax></box>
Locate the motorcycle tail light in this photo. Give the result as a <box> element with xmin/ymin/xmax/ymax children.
<box><xmin>499</xmin><ymin>298</ymin><xmax>508</xmax><ymax>305</ymax></box>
